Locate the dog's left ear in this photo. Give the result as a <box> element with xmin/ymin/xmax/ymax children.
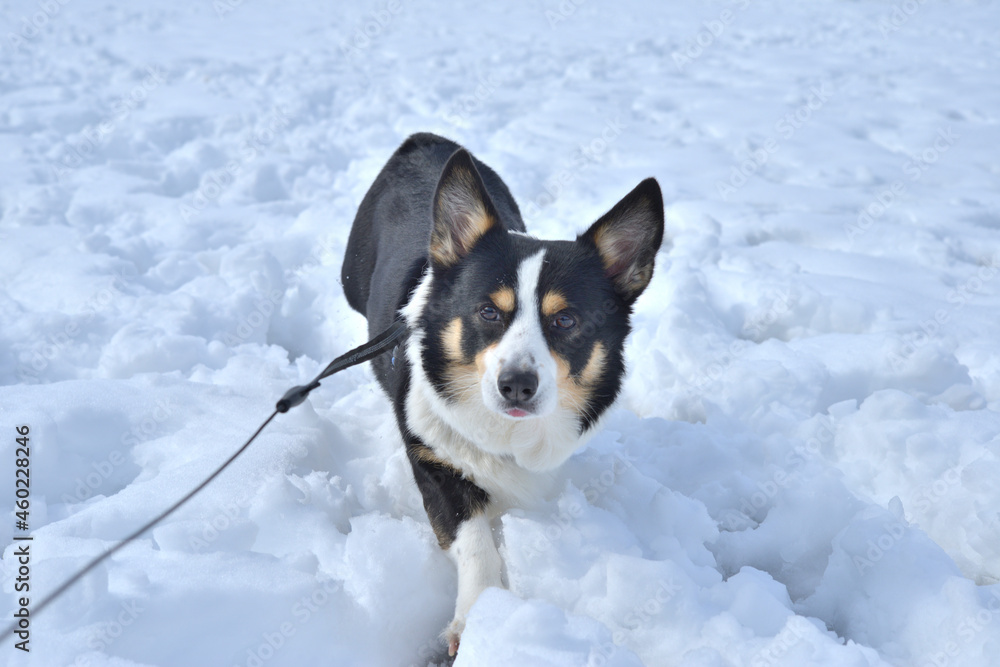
<box><xmin>430</xmin><ymin>149</ymin><xmax>500</xmax><ymax>269</ymax></box>
<box><xmin>580</xmin><ymin>178</ymin><xmax>665</xmax><ymax>305</ymax></box>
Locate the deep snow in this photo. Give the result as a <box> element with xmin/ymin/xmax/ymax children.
<box><xmin>1</xmin><ymin>1</ymin><xmax>999</xmax><ymax>666</ymax></box>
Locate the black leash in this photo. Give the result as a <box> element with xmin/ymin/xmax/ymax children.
<box><xmin>275</xmin><ymin>319</ymin><xmax>408</xmax><ymax>413</ymax></box>
<box><xmin>1</xmin><ymin>319</ymin><xmax>407</xmax><ymax>643</ymax></box>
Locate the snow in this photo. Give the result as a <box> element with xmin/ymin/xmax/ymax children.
<box><xmin>2</xmin><ymin>0</ymin><xmax>1000</xmax><ymax>665</ymax></box>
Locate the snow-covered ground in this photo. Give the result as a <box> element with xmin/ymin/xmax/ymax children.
<box><xmin>2</xmin><ymin>1</ymin><xmax>999</xmax><ymax>665</ymax></box>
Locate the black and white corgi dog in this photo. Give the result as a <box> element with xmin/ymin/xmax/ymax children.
<box><xmin>341</xmin><ymin>133</ymin><xmax>664</xmax><ymax>655</ymax></box>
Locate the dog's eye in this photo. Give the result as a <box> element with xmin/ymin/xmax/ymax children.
<box><xmin>552</xmin><ymin>313</ymin><xmax>577</xmax><ymax>330</ymax></box>
<box><xmin>479</xmin><ymin>305</ymin><xmax>501</xmax><ymax>322</ymax></box>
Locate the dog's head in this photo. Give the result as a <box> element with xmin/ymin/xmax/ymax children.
<box><xmin>405</xmin><ymin>149</ymin><xmax>664</xmax><ymax>440</ymax></box>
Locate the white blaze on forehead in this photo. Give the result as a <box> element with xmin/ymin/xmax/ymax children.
<box><xmin>505</xmin><ymin>250</ymin><xmax>547</xmax><ymax>366</ymax></box>
<box><xmin>479</xmin><ymin>249</ymin><xmax>559</xmax><ymax>415</ymax></box>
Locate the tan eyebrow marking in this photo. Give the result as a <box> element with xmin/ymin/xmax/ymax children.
<box><xmin>542</xmin><ymin>291</ymin><xmax>568</xmax><ymax>317</ymax></box>
<box><xmin>490</xmin><ymin>286</ymin><xmax>516</xmax><ymax>313</ymax></box>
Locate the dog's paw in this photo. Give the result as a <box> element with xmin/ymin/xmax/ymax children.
<box><xmin>444</xmin><ymin>618</ymin><xmax>465</xmax><ymax>657</ymax></box>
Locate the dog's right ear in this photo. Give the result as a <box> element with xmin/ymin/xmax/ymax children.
<box><xmin>430</xmin><ymin>149</ymin><xmax>499</xmax><ymax>269</ymax></box>
<box><xmin>579</xmin><ymin>178</ymin><xmax>665</xmax><ymax>305</ymax></box>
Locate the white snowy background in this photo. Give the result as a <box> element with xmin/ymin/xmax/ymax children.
<box><xmin>2</xmin><ymin>1</ymin><xmax>999</xmax><ymax>665</ymax></box>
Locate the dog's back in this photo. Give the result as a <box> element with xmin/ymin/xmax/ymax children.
<box><xmin>341</xmin><ymin>133</ymin><xmax>524</xmax><ymax>336</ymax></box>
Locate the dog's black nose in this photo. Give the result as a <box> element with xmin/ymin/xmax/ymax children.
<box><xmin>498</xmin><ymin>370</ymin><xmax>538</xmax><ymax>403</ymax></box>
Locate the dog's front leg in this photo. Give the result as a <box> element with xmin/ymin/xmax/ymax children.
<box><xmin>406</xmin><ymin>442</ymin><xmax>500</xmax><ymax>655</ymax></box>
<box><xmin>447</xmin><ymin>512</ymin><xmax>502</xmax><ymax>654</ymax></box>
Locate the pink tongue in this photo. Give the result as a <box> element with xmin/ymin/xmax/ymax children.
<box><xmin>507</xmin><ymin>408</ymin><xmax>529</xmax><ymax>418</ymax></box>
